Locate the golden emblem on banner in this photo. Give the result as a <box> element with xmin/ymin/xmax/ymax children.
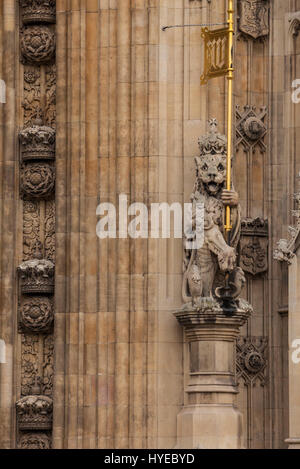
<box><xmin>200</xmin><ymin>27</ymin><xmax>230</xmax><ymax>85</ymax></box>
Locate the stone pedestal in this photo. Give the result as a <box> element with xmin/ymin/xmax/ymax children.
<box><xmin>174</xmin><ymin>299</ymin><xmax>252</xmax><ymax>449</ymax></box>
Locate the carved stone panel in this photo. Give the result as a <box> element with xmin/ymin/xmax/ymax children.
<box><xmin>236</xmin><ymin>105</ymin><xmax>267</xmax><ymax>152</ymax></box>
<box><xmin>239</xmin><ymin>218</ymin><xmax>268</xmax><ymax>276</ymax></box>
<box><xmin>21</xmin><ymin>26</ymin><xmax>55</xmax><ymax>64</ymax></box>
<box><xmin>238</xmin><ymin>0</ymin><xmax>269</xmax><ymax>40</ymax></box>
<box><xmin>237</xmin><ymin>337</ymin><xmax>268</xmax><ymax>386</ymax></box>
<box><xmin>21</xmin><ymin>335</ymin><xmax>39</xmax><ymax>397</ymax></box>
<box><xmin>20</xmin><ymin>163</ymin><xmax>55</xmax><ymax>199</ymax></box>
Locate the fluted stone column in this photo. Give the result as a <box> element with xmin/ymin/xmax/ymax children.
<box><xmin>174</xmin><ymin>301</ymin><xmax>251</xmax><ymax>449</ymax></box>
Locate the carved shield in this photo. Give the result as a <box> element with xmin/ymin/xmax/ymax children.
<box><xmin>239</xmin><ymin>0</ymin><xmax>269</xmax><ymax>39</ymax></box>
<box><xmin>240</xmin><ymin>237</ymin><xmax>268</xmax><ymax>275</ymax></box>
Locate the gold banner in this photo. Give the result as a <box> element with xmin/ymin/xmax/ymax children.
<box><xmin>200</xmin><ymin>27</ymin><xmax>230</xmax><ymax>85</ymax></box>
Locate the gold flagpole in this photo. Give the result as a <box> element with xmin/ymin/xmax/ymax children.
<box><xmin>225</xmin><ymin>0</ymin><xmax>234</xmax><ymax>237</ymax></box>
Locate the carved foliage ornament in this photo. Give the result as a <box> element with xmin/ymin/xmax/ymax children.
<box><xmin>21</xmin><ymin>26</ymin><xmax>55</xmax><ymax>64</ymax></box>
<box><xmin>238</xmin><ymin>0</ymin><xmax>269</xmax><ymax>40</ymax></box>
<box><xmin>21</xmin><ymin>0</ymin><xmax>56</xmax><ymax>25</ymax></box>
<box><xmin>19</xmin><ymin>297</ymin><xmax>54</xmax><ymax>333</ymax></box>
<box><xmin>240</xmin><ymin>218</ymin><xmax>268</xmax><ymax>276</ymax></box>
<box><xmin>21</xmin><ymin>162</ymin><xmax>55</xmax><ymax>199</ymax></box>
<box><xmin>19</xmin><ymin>125</ymin><xmax>56</xmax><ymax>161</ymax></box>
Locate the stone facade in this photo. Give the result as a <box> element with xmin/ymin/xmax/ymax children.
<box><xmin>0</xmin><ymin>0</ymin><xmax>299</xmax><ymax>449</ymax></box>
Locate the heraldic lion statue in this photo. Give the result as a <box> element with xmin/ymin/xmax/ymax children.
<box><xmin>182</xmin><ymin>118</ymin><xmax>246</xmax><ymax>307</ymax></box>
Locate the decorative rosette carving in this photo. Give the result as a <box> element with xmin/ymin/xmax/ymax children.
<box><xmin>236</xmin><ymin>337</ymin><xmax>267</xmax><ymax>386</ymax></box>
<box><xmin>18</xmin><ymin>433</ymin><xmax>51</xmax><ymax>449</ymax></box>
<box><xmin>21</xmin><ymin>0</ymin><xmax>56</xmax><ymax>25</ymax></box>
<box><xmin>18</xmin><ymin>258</ymin><xmax>55</xmax><ymax>295</ymax></box>
<box><xmin>19</xmin><ymin>125</ymin><xmax>56</xmax><ymax>161</ymax></box>
<box><xmin>21</xmin><ymin>26</ymin><xmax>55</xmax><ymax>64</ymax></box>
<box><xmin>16</xmin><ymin>395</ymin><xmax>53</xmax><ymax>431</ymax></box>
<box><xmin>21</xmin><ymin>163</ymin><xmax>55</xmax><ymax>199</ymax></box>
<box><xmin>19</xmin><ymin>297</ymin><xmax>54</xmax><ymax>333</ymax></box>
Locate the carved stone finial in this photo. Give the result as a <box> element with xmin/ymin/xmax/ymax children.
<box><xmin>18</xmin><ymin>258</ymin><xmax>55</xmax><ymax>295</ymax></box>
<box><xmin>19</xmin><ymin>125</ymin><xmax>56</xmax><ymax>161</ymax></box>
<box><xmin>16</xmin><ymin>394</ymin><xmax>53</xmax><ymax>431</ymax></box>
<box><xmin>21</xmin><ymin>0</ymin><xmax>56</xmax><ymax>25</ymax></box>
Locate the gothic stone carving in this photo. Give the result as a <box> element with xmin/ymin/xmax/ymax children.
<box><xmin>21</xmin><ymin>26</ymin><xmax>55</xmax><ymax>64</ymax></box>
<box><xmin>18</xmin><ymin>258</ymin><xmax>55</xmax><ymax>295</ymax></box>
<box><xmin>19</xmin><ymin>297</ymin><xmax>54</xmax><ymax>333</ymax></box>
<box><xmin>19</xmin><ymin>125</ymin><xmax>55</xmax><ymax>161</ymax></box>
<box><xmin>18</xmin><ymin>433</ymin><xmax>51</xmax><ymax>449</ymax></box>
<box><xmin>288</xmin><ymin>11</ymin><xmax>300</xmax><ymax>38</ymax></box>
<box><xmin>237</xmin><ymin>337</ymin><xmax>267</xmax><ymax>386</ymax></box>
<box><xmin>21</xmin><ymin>334</ymin><xmax>39</xmax><ymax>396</ymax></box>
<box><xmin>274</xmin><ymin>193</ymin><xmax>300</xmax><ymax>264</ymax></box>
<box><xmin>240</xmin><ymin>218</ymin><xmax>268</xmax><ymax>276</ymax></box>
<box><xmin>23</xmin><ymin>66</ymin><xmax>42</xmax><ymax>127</ymax></box>
<box><xmin>44</xmin><ymin>200</ymin><xmax>55</xmax><ymax>262</ymax></box>
<box><xmin>236</xmin><ymin>105</ymin><xmax>267</xmax><ymax>152</ymax></box>
<box><xmin>21</xmin><ymin>0</ymin><xmax>56</xmax><ymax>25</ymax></box>
<box><xmin>21</xmin><ymin>162</ymin><xmax>55</xmax><ymax>199</ymax></box>
<box><xmin>23</xmin><ymin>201</ymin><xmax>40</xmax><ymax>261</ymax></box>
<box><xmin>45</xmin><ymin>64</ymin><xmax>56</xmax><ymax>128</ymax></box>
<box><xmin>43</xmin><ymin>335</ymin><xmax>54</xmax><ymax>396</ymax></box>
<box><xmin>182</xmin><ymin>119</ymin><xmax>247</xmax><ymax>309</ymax></box>
<box><xmin>16</xmin><ymin>395</ymin><xmax>53</xmax><ymax>431</ymax></box>
<box><xmin>238</xmin><ymin>0</ymin><xmax>269</xmax><ymax>40</ymax></box>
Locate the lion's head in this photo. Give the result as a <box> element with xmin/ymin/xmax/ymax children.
<box><xmin>195</xmin><ymin>153</ymin><xmax>227</xmax><ymax>197</ymax></box>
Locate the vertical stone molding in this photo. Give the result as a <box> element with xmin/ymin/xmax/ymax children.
<box><xmin>16</xmin><ymin>0</ymin><xmax>56</xmax><ymax>449</ymax></box>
